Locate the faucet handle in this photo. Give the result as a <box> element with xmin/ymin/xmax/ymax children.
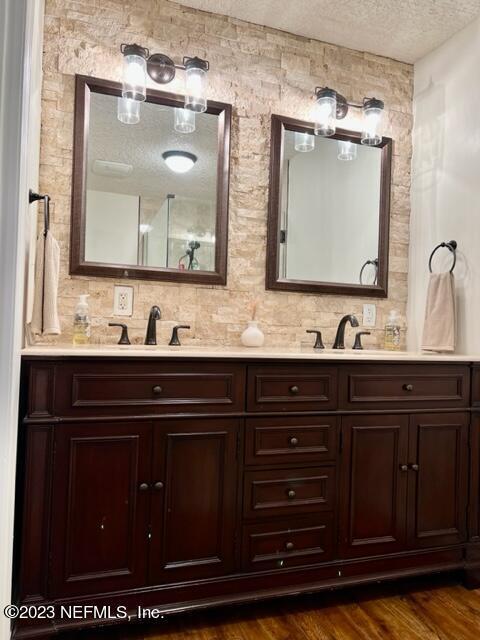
<box><xmin>108</xmin><ymin>322</ymin><xmax>131</xmax><ymax>345</ymax></box>
<box><xmin>353</xmin><ymin>331</ymin><xmax>371</xmax><ymax>350</ymax></box>
<box><xmin>169</xmin><ymin>324</ymin><xmax>191</xmax><ymax>346</ymax></box>
<box><xmin>306</xmin><ymin>329</ymin><xmax>324</xmax><ymax>350</ymax></box>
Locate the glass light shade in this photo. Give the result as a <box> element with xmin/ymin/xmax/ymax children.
<box><xmin>294</xmin><ymin>131</ymin><xmax>315</xmax><ymax>152</ymax></box>
<box><xmin>117</xmin><ymin>97</ymin><xmax>140</xmax><ymax>124</ymax></box>
<box><xmin>174</xmin><ymin>107</ymin><xmax>196</xmax><ymax>133</ymax></box>
<box><xmin>162</xmin><ymin>150</ymin><xmax>197</xmax><ymax>173</ymax></box>
<box><xmin>361</xmin><ymin>99</ymin><xmax>384</xmax><ymax>146</ymax></box>
<box><xmin>122</xmin><ymin>53</ymin><xmax>147</xmax><ymax>101</ymax></box>
<box><xmin>314</xmin><ymin>91</ymin><xmax>337</xmax><ymax>137</ymax></box>
<box><xmin>185</xmin><ymin>66</ymin><xmax>207</xmax><ymax>113</ymax></box>
<box><xmin>337</xmin><ymin>140</ymin><xmax>357</xmax><ymax>161</ymax></box>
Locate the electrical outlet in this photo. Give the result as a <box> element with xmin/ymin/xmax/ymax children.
<box><xmin>363</xmin><ymin>303</ymin><xmax>376</xmax><ymax>328</ymax></box>
<box><xmin>113</xmin><ymin>285</ymin><xmax>133</xmax><ymax>316</ymax></box>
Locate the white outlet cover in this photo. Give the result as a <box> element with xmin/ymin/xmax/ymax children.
<box><xmin>363</xmin><ymin>303</ymin><xmax>376</xmax><ymax>328</ymax></box>
<box><xmin>114</xmin><ymin>285</ymin><xmax>134</xmax><ymax>317</ymax></box>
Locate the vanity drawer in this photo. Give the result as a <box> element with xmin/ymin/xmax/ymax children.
<box><xmin>247</xmin><ymin>365</ymin><xmax>338</xmax><ymax>412</ymax></box>
<box><xmin>51</xmin><ymin>361</ymin><xmax>246</xmax><ymax>416</ymax></box>
<box><xmin>242</xmin><ymin>514</ymin><xmax>334</xmax><ymax>571</ymax></box>
<box><xmin>245</xmin><ymin>416</ymin><xmax>338</xmax><ymax>466</ymax></box>
<box><xmin>340</xmin><ymin>365</ymin><xmax>470</xmax><ymax>409</ymax></box>
<box><xmin>243</xmin><ymin>466</ymin><xmax>335</xmax><ymax>519</ymax></box>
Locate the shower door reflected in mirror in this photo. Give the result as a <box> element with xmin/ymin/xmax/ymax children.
<box><xmin>267</xmin><ymin>115</ymin><xmax>392</xmax><ymax>297</ymax></box>
<box><xmin>71</xmin><ymin>75</ymin><xmax>231</xmax><ymax>284</ymax></box>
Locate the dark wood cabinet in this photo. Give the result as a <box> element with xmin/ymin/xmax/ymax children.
<box><xmin>149</xmin><ymin>418</ymin><xmax>239</xmax><ymax>583</ymax></box>
<box><xmin>50</xmin><ymin>422</ymin><xmax>152</xmax><ymax>596</ymax></box>
<box><xmin>15</xmin><ymin>357</ymin><xmax>478</xmax><ymax>638</ymax></box>
<box><xmin>339</xmin><ymin>414</ymin><xmax>409</xmax><ymax>558</ymax></box>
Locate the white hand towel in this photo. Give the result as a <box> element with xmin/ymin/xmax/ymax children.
<box><xmin>421</xmin><ymin>272</ymin><xmax>455</xmax><ymax>352</ymax></box>
<box><xmin>30</xmin><ymin>230</ymin><xmax>61</xmax><ymax>335</ymax></box>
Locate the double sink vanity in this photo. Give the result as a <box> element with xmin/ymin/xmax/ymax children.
<box><xmin>14</xmin><ymin>344</ymin><xmax>480</xmax><ymax>637</ymax></box>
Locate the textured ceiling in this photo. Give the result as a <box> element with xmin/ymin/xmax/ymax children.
<box><xmin>177</xmin><ymin>0</ymin><xmax>480</xmax><ymax>63</ymax></box>
<box><xmin>87</xmin><ymin>93</ymin><xmax>218</xmax><ymax>200</ymax></box>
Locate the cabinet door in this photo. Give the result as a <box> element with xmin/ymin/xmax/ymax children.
<box><xmin>149</xmin><ymin>418</ymin><xmax>239</xmax><ymax>584</ymax></box>
<box><xmin>339</xmin><ymin>415</ymin><xmax>409</xmax><ymax>558</ymax></box>
<box><xmin>407</xmin><ymin>413</ymin><xmax>468</xmax><ymax>548</ymax></box>
<box><xmin>50</xmin><ymin>422</ymin><xmax>151</xmax><ymax>596</ymax></box>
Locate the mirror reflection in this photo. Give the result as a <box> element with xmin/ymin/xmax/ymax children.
<box><xmin>280</xmin><ymin>130</ymin><xmax>382</xmax><ymax>286</ymax></box>
<box><xmin>84</xmin><ymin>92</ymin><xmax>218</xmax><ymax>272</ymax></box>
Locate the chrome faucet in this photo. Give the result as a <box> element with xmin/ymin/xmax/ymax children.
<box><xmin>332</xmin><ymin>314</ymin><xmax>359</xmax><ymax>349</ymax></box>
<box><xmin>145</xmin><ymin>305</ymin><xmax>161</xmax><ymax>345</ymax></box>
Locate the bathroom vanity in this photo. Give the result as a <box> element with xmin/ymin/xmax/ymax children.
<box><xmin>14</xmin><ymin>349</ymin><xmax>480</xmax><ymax>637</ymax></box>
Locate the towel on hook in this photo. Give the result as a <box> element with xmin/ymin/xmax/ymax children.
<box><xmin>30</xmin><ymin>230</ymin><xmax>61</xmax><ymax>335</ymax></box>
<box><xmin>421</xmin><ymin>272</ymin><xmax>455</xmax><ymax>352</ymax></box>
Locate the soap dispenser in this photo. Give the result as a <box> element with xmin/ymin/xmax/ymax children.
<box><xmin>73</xmin><ymin>294</ymin><xmax>91</xmax><ymax>346</ymax></box>
<box><xmin>384</xmin><ymin>310</ymin><xmax>401</xmax><ymax>351</ymax></box>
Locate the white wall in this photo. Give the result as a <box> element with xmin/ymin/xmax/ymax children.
<box><xmin>0</xmin><ymin>0</ymin><xmax>44</xmax><ymax>636</ymax></box>
<box><xmin>409</xmin><ymin>16</ymin><xmax>480</xmax><ymax>353</ymax></box>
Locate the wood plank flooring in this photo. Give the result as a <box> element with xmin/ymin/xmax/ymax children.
<box><xmin>64</xmin><ymin>575</ymin><xmax>480</xmax><ymax>640</ymax></box>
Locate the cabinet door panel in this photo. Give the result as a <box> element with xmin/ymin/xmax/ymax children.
<box><xmin>339</xmin><ymin>415</ymin><xmax>409</xmax><ymax>558</ymax></box>
<box><xmin>149</xmin><ymin>418</ymin><xmax>239</xmax><ymax>584</ymax></box>
<box><xmin>408</xmin><ymin>413</ymin><xmax>468</xmax><ymax>548</ymax></box>
<box><xmin>50</xmin><ymin>422</ymin><xmax>151</xmax><ymax>596</ymax></box>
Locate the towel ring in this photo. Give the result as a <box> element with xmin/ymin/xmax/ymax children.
<box><xmin>428</xmin><ymin>240</ymin><xmax>457</xmax><ymax>273</ymax></box>
<box><xmin>359</xmin><ymin>259</ymin><xmax>378</xmax><ymax>285</ymax></box>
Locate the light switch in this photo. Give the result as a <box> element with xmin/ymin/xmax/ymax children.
<box><xmin>363</xmin><ymin>304</ymin><xmax>376</xmax><ymax>327</ymax></box>
<box><xmin>113</xmin><ymin>285</ymin><xmax>133</xmax><ymax>316</ymax></box>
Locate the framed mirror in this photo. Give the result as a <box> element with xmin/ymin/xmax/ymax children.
<box><xmin>266</xmin><ymin>114</ymin><xmax>392</xmax><ymax>297</ymax></box>
<box><xmin>70</xmin><ymin>75</ymin><xmax>231</xmax><ymax>284</ymax></box>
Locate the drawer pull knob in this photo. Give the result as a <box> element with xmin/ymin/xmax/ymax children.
<box><xmin>277</xmin><ymin>559</ymin><xmax>285</xmax><ymax>567</ymax></box>
<box><xmin>410</xmin><ymin>464</ymin><xmax>419</xmax><ymax>471</ymax></box>
<box><xmin>285</xmin><ymin>541</ymin><xmax>294</xmax><ymax>551</ymax></box>
<box><xmin>289</xmin><ymin>436</ymin><xmax>299</xmax><ymax>447</ymax></box>
<box><xmin>403</xmin><ymin>383</ymin><xmax>413</xmax><ymax>392</ymax></box>
<box><xmin>152</xmin><ymin>385</ymin><xmax>163</xmax><ymax>395</ymax></box>
<box><xmin>139</xmin><ymin>482</ymin><xmax>150</xmax><ymax>491</ymax></box>
<box><xmin>400</xmin><ymin>464</ymin><xmax>408</xmax><ymax>472</ymax></box>
<box><xmin>154</xmin><ymin>481</ymin><xmax>164</xmax><ymax>490</ymax></box>
<box><xmin>289</xmin><ymin>385</ymin><xmax>299</xmax><ymax>395</ymax></box>
<box><xmin>287</xmin><ymin>489</ymin><xmax>296</xmax><ymax>499</ymax></box>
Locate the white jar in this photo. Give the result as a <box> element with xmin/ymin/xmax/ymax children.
<box><xmin>241</xmin><ymin>320</ymin><xmax>265</xmax><ymax>347</ymax></box>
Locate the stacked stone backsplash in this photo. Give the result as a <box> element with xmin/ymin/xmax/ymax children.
<box><xmin>37</xmin><ymin>0</ymin><xmax>413</xmax><ymax>348</ymax></box>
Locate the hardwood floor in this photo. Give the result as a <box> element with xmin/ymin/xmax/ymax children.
<box><xmin>63</xmin><ymin>575</ymin><xmax>480</xmax><ymax>640</ymax></box>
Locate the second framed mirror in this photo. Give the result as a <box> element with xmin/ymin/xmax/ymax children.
<box><xmin>266</xmin><ymin>114</ymin><xmax>392</xmax><ymax>297</ymax></box>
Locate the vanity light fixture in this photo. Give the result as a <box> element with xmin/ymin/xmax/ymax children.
<box><xmin>337</xmin><ymin>140</ymin><xmax>357</xmax><ymax>161</ymax></box>
<box><xmin>120</xmin><ymin>43</ymin><xmax>209</xmax><ymax>113</ymax></box>
<box><xmin>294</xmin><ymin>131</ymin><xmax>315</xmax><ymax>152</ymax></box>
<box><xmin>174</xmin><ymin>107</ymin><xmax>196</xmax><ymax>133</ymax></box>
<box><xmin>314</xmin><ymin>86</ymin><xmax>384</xmax><ymax>145</ymax></box>
<box><xmin>162</xmin><ymin>150</ymin><xmax>197</xmax><ymax>173</ymax></box>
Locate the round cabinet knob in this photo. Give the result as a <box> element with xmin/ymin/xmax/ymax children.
<box><xmin>287</xmin><ymin>489</ymin><xmax>296</xmax><ymax>499</ymax></box>
<box><xmin>139</xmin><ymin>482</ymin><xmax>149</xmax><ymax>491</ymax></box>
<box><xmin>400</xmin><ymin>464</ymin><xmax>408</xmax><ymax>472</ymax></box>
<box><xmin>410</xmin><ymin>464</ymin><xmax>419</xmax><ymax>472</ymax></box>
<box><xmin>277</xmin><ymin>559</ymin><xmax>285</xmax><ymax>568</ymax></box>
<box><xmin>154</xmin><ymin>481</ymin><xmax>164</xmax><ymax>490</ymax></box>
<box><xmin>289</xmin><ymin>436</ymin><xmax>299</xmax><ymax>447</ymax></box>
<box><xmin>403</xmin><ymin>383</ymin><xmax>413</xmax><ymax>392</ymax></box>
<box><xmin>285</xmin><ymin>541</ymin><xmax>294</xmax><ymax>551</ymax></box>
<box><xmin>289</xmin><ymin>385</ymin><xmax>299</xmax><ymax>395</ymax></box>
<box><xmin>152</xmin><ymin>385</ymin><xmax>163</xmax><ymax>395</ymax></box>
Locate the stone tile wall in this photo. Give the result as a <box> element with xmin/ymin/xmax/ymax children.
<box><xmin>37</xmin><ymin>0</ymin><xmax>413</xmax><ymax>348</ymax></box>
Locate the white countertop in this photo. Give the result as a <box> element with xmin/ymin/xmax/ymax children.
<box><xmin>21</xmin><ymin>344</ymin><xmax>480</xmax><ymax>362</ymax></box>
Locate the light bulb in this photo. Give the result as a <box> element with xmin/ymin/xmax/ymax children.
<box><xmin>294</xmin><ymin>131</ymin><xmax>315</xmax><ymax>152</ymax></box>
<box><xmin>117</xmin><ymin>97</ymin><xmax>140</xmax><ymax>124</ymax></box>
<box><xmin>362</xmin><ymin>98</ymin><xmax>384</xmax><ymax>146</ymax></box>
<box><xmin>184</xmin><ymin>57</ymin><xmax>208</xmax><ymax>113</ymax></box>
<box><xmin>314</xmin><ymin>88</ymin><xmax>337</xmax><ymax>137</ymax></box>
<box><xmin>174</xmin><ymin>108</ymin><xmax>195</xmax><ymax>133</ymax></box>
<box><xmin>121</xmin><ymin>44</ymin><xmax>148</xmax><ymax>101</ymax></box>
<box><xmin>162</xmin><ymin>150</ymin><xmax>198</xmax><ymax>173</ymax></box>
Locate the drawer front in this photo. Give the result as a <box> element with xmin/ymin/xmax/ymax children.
<box><xmin>244</xmin><ymin>466</ymin><xmax>335</xmax><ymax>519</ymax></box>
<box><xmin>245</xmin><ymin>416</ymin><xmax>338</xmax><ymax>466</ymax></box>
<box><xmin>242</xmin><ymin>514</ymin><xmax>334</xmax><ymax>571</ymax></box>
<box><xmin>340</xmin><ymin>365</ymin><xmax>470</xmax><ymax>409</ymax></box>
<box><xmin>247</xmin><ymin>366</ymin><xmax>338</xmax><ymax>412</ymax></box>
<box><xmin>52</xmin><ymin>361</ymin><xmax>246</xmax><ymax>416</ymax></box>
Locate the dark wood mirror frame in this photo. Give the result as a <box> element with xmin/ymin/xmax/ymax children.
<box><xmin>266</xmin><ymin>114</ymin><xmax>393</xmax><ymax>297</ymax></box>
<box><xmin>70</xmin><ymin>74</ymin><xmax>231</xmax><ymax>285</ymax></box>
